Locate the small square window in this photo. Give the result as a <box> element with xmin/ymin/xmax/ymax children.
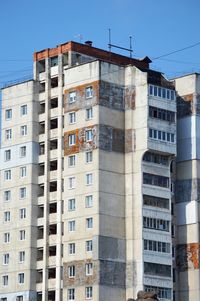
<box><xmin>68</xmin><ymin>199</ymin><xmax>76</xmax><ymax>211</ymax></box>
<box><xmin>68</xmin><ymin>134</ymin><xmax>76</xmax><ymax>146</ymax></box>
<box><xmin>4</xmin><ymin>150</ymin><xmax>11</xmax><ymax>161</ymax></box>
<box><xmin>68</xmin><ymin>155</ymin><xmax>76</xmax><ymax>167</ymax></box>
<box><xmin>85</xmin><ymin>151</ymin><xmax>93</xmax><ymax>163</ymax></box>
<box><xmin>5</xmin><ymin>129</ymin><xmax>12</xmax><ymax>140</ymax></box>
<box><xmin>85</xmin><ymin>86</ymin><xmax>93</xmax><ymax>99</ymax></box>
<box><xmin>20</xmin><ymin>105</ymin><xmax>27</xmax><ymax>116</ymax></box>
<box><xmin>69</xmin><ymin>112</ymin><xmax>76</xmax><ymax>124</ymax></box>
<box><xmin>85</xmin><ymin>195</ymin><xmax>93</xmax><ymax>208</ymax></box>
<box><xmin>69</xmin><ymin>243</ymin><xmax>75</xmax><ymax>255</ymax></box>
<box><xmin>86</xmin><ymin>217</ymin><xmax>93</xmax><ymax>229</ymax></box>
<box><xmin>68</xmin><ymin>265</ymin><xmax>75</xmax><ymax>278</ymax></box>
<box><xmin>69</xmin><ymin>91</ymin><xmax>76</xmax><ymax>103</ymax></box>
<box><xmin>86</xmin><ymin>173</ymin><xmax>93</xmax><ymax>185</ymax></box>
<box><xmin>86</xmin><ymin>107</ymin><xmax>93</xmax><ymax>120</ymax></box>
<box><xmin>5</xmin><ymin>109</ymin><xmax>12</xmax><ymax>120</ymax></box>
<box><xmin>4</xmin><ymin>190</ymin><xmax>11</xmax><ymax>201</ymax></box>
<box><xmin>86</xmin><ymin>240</ymin><xmax>93</xmax><ymax>252</ymax></box>
<box><xmin>20</xmin><ymin>146</ymin><xmax>26</xmax><ymax>158</ymax></box>
<box><xmin>18</xmin><ymin>273</ymin><xmax>24</xmax><ymax>284</ymax></box>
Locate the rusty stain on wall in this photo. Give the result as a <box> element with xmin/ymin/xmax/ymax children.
<box><xmin>176</xmin><ymin>243</ymin><xmax>200</xmax><ymax>271</ymax></box>
<box><xmin>125</xmin><ymin>86</ymin><xmax>136</xmax><ymax>110</ymax></box>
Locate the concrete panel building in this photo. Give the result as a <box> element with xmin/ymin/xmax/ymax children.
<box><xmin>0</xmin><ymin>40</ymin><xmax>179</xmax><ymax>301</ymax></box>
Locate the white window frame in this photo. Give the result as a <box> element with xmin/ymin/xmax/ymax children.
<box><xmin>4</xmin><ymin>170</ymin><xmax>11</xmax><ymax>181</ymax></box>
<box><xmin>4</xmin><ymin>149</ymin><xmax>11</xmax><ymax>161</ymax></box>
<box><xmin>85</xmin><ymin>129</ymin><xmax>93</xmax><ymax>142</ymax></box>
<box><xmin>21</xmin><ymin>125</ymin><xmax>27</xmax><ymax>136</ymax></box>
<box><xmin>86</xmin><ymin>107</ymin><xmax>93</xmax><ymax>120</ymax></box>
<box><xmin>5</xmin><ymin>109</ymin><xmax>12</xmax><ymax>120</ymax></box>
<box><xmin>18</xmin><ymin>273</ymin><xmax>24</xmax><ymax>284</ymax></box>
<box><xmin>4</xmin><ymin>211</ymin><xmax>10</xmax><ymax>222</ymax></box>
<box><xmin>4</xmin><ymin>190</ymin><xmax>11</xmax><ymax>202</ymax></box>
<box><xmin>3</xmin><ymin>253</ymin><xmax>9</xmax><ymax>265</ymax></box>
<box><xmin>85</xmin><ymin>151</ymin><xmax>93</xmax><ymax>163</ymax></box>
<box><xmin>68</xmin><ymin>155</ymin><xmax>76</xmax><ymax>167</ymax></box>
<box><xmin>20</xmin><ymin>187</ymin><xmax>26</xmax><ymax>199</ymax></box>
<box><xmin>4</xmin><ymin>233</ymin><xmax>10</xmax><ymax>243</ymax></box>
<box><xmin>19</xmin><ymin>230</ymin><xmax>25</xmax><ymax>241</ymax></box>
<box><xmin>2</xmin><ymin>275</ymin><xmax>8</xmax><ymax>286</ymax></box>
<box><xmin>85</xmin><ymin>195</ymin><xmax>93</xmax><ymax>208</ymax></box>
<box><xmin>68</xmin><ymin>243</ymin><xmax>75</xmax><ymax>255</ymax></box>
<box><xmin>86</xmin><ymin>173</ymin><xmax>93</xmax><ymax>185</ymax></box>
<box><xmin>19</xmin><ymin>208</ymin><xmax>26</xmax><ymax>219</ymax></box>
<box><xmin>68</xmin><ymin>288</ymin><xmax>75</xmax><ymax>301</ymax></box>
<box><xmin>19</xmin><ymin>251</ymin><xmax>25</xmax><ymax>263</ymax></box>
<box><xmin>85</xmin><ymin>286</ymin><xmax>93</xmax><ymax>299</ymax></box>
<box><xmin>20</xmin><ymin>105</ymin><xmax>27</xmax><ymax>116</ymax></box>
<box><xmin>85</xmin><ymin>86</ymin><xmax>93</xmax><ymax>99</ymax></box>
<box><xmin>20</xmin><ymin>166</ymin><xmax>27</xmax><ymax>178</ymax></box>
<box><xmin>5</xmin><ymin>129</ymin><xmax>12</xmax><ymax>140</ymax></box>
<box><xmin>68</xmin><ymin>177</ymin><xmax>75</xmax><ymax>189</ymax></box>
<box><xmin>69</xmin><ymin>91</ymin><xmax>77</xmax><ymax>103</ymax></box>
<box><xmin>68</xmin><ymin>134</ymin><xmax>76</xmax><ymax>146</ymax></box>
<box><xmin>20</xmin><ymin>146</ymin><xmax>26</xmax><ymax>158</ymax></box>
<box><xmin>85</xmin><ymin>263</ymin><xmax>93</xmax><ymax>276</ymax></box>
<box><xmin>68</xmin><ymin>220</ymin><xmax>75</xmax><ymax>232</ymax></box>
<box><xmin>86</xmin><ymin>217</ymin><xmax>93</xmax><ymax>229</ymax></box>
<box><xmin>86</xmin><ymin>240</ymin><xmax>93</xmax><ymax>252</ymax></box>
<box><xmin>68</xmin><ymin>198</ymin><xmax>76</xmax><ymax>211</ymax></box>
<box><xmin>68</xmin><ymin>265</ymin><xmax>75</xmax><ymax>278</ymax></box>
<box><xmin>69</xmin><ymin>112</ymin><xmax>76</xmax><ymax>124</ymax></box>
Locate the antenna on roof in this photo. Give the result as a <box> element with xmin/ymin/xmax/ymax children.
<box><xmin>108</xmin><ymin>29</ymin><xmax>133</xmax><ymax>58</ymax></box>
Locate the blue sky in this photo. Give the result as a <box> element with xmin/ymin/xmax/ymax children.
<box><xmin>0</xmin><ymin>0</ymin><xmax>200</xmax><ymax>87</ymax></box>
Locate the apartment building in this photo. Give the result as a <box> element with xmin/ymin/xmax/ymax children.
<box><xmin>0</xmin><ymin>41</ymin><xmax>176</xmax><ymax>301</ymax></box>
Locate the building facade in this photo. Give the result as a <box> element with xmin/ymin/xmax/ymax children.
<box><xmin>0</xmin><ymin>41</ymin><xmax>179</xmax><ymax>301</ymax></box>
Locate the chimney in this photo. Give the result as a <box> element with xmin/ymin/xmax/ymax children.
<box><xmin>85</xmin><ymin>40</ymin><xmax>93</xmax><ymax>47</ymax></box>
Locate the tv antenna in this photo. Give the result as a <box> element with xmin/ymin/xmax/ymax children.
<box><xmin>108</xmin><ymin>28</ymin><xmax>133</xmax><ymax>58</ymax></box>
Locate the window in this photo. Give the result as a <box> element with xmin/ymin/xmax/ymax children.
<box><xmin>68</xmin><ymin>220</ymin><xmax>75</xmax><ymax>232</ymax></box>
<box><xmin>85</xmin><ymin>151</ymin><xmax>93</xmax><ymax>163</ymax></box>
<box><xmin>68</xmin><ymin>265</ymin><xmax>75</xmax><ymax>278</ymax></box>
<box><xmin>50</xmin><ymin>56</ymin><xmax>58</xmax><ymax>67</ymax></box>
<box><xmin>149</xmin><ymin>85</ymin><xmax>175</xmax><ymax>101</ymax></box>
<box><xmin>143</xmin><ymin>195</ymin><xmax>169</xmax><ymax>210</ymax></box>
<box><xmin>149</xmin><ymin>106</ymin><xmax>175</xmax><ymax>123</ymax></box>
<box><xmin>1</xmin><ymin>297</ymin><xmax>7</xmax><ymax>301</ymax></box>
<box><xmin>86</xmin><ymin>218</ymin><xmax>93</xmax><ymax>229</ymax></box>
<box><xmin>68</xmin><ymin>134</ymin><xmax>76</xmax><ymax>146</ymax></box>
<box><xmin>20</xmin><ymin>167</ymin><xmax>27</xmax><ymax>178</ymax></box>
<box><xmin>3</xmin><ymin>254</ymin><xmax>9</xmax><ymax>265</ymax></box>
<box><xmin>68</xmin><ymin>288</ymin><xmax>75</xmax><ymax>301</ymax></box>
<box><xmin>143</xmin><ymin>173</ymin><xmax>169</xmax><ymax>188</ymax></box>
<box><xmin>18</xmin><ymin>273</ymin><xmax>24</xmax><ymax>284</ymax></box>
<box><xmin>143</xmin><ymin>152</ymin><xmax>168</xmax><ymax>166</ymax></box>
<box><xmin>4</xmin><ymin>170</ymin><xmax>11</xmax><ymax>180</ymax></box>
<box><xmin>144</xmin><ymin>239</ymin><xmax>170</xmax><ymax>253</ymax></box>
<box><xmin>16</xmin><ymin>296</ymin><xmax>23</xmax><ymax>301</ymax></box>
<box><xmin>5</xmin><ymin>109</ymin><xmax>12</xmax><ymax>120</ymax></box>
<box><xmin>149</xmin><ymin>128</ymin><xmax>175</xmax><ymax>143</ymax></box>
<box><xmin>2</xmin><ymin>275</ymin><xmax>8</xmax><ymax>286</ymax></box>
<box><xmin>20</xmin><ymin>125</ymin><xmax>27</xmax><ymax>136</ymax></box>
<box><xmin>4</xmin><ymin>211</ymin><xmax>10</xmax><ymax>222</ymax></box>
<box><xmin>143</xmin><ymin>216</ymin><xmax>170</xmax><ymax>232</ymax></box>
<box><xmin>69</xmin><ymin>112</ymin><xmax>76</xmax><ymax>124</ymax></box>
<box><xmin>19</xmin><ymin>230</ymin><xmax>25</xmax><ymax>241</ymax></box>
<box><xmin>69</xmin><ymin>91</ymin><xmax>76</xmax><ymax>103</ymax></box>
<box><xmin>85</xmin><ymin>263</ymin><xmax>93</xmax><ymax>276</ymax></box>
<box><xmin>5</xmin><ymin>129</ymin><xmax>12</xmax><ymax>140</ymax></box>
<box><xmin>20</xmin><ymin>187</ymin><xmax>26</xmax><ymax>199</ymax></box>
<box><xmin>19</xmin><ymin>251</ymin><xmax>25</xmax><ymax>263</ymax></box>
<box><xmin>4</xmin><ymin>233</ymin><xmax>10</xmax><ymax>243</ymax></box>
<box><xmin>68</xmin><ymin>155</ymin><xmax>76</xmax><ymax>167</ymax></box>
<box><xmin>4</xmin><ymin>150</ymin><xmax>11</xmax><ymax>161</ymax></box>
<box><xmin>20</xmin><ymin>105</ymin><xmax>27</xmax><ymax>116</ymax></box>
<box><xmin>86</xmin><ymin>107</ymin><xmax>93</xmax><ymax>120</ymax></box>
<box><xmin>19</xmin><ymin>208</ymin><xmax>26</xmax><ymax>219</ymax></box>
<box><xmin>144</xmin><ymin>262</ymin><xmax>171</xmax><ymax>278</ymax></box>
<box><xmin>86</xmin><ymin>173</ymin><xmax>93</xmax><ymax>185</ymax></box>
<box><xmin>86</xmin><ymin>240</ymin><xmax>93</xmax><ymax>252</ymax></box>
<box><xmin>85</xmin><ymin>287</ymin><xmax>93</xmax><ymax>299</ymax></box>
<box><xmin>20</xmin><ymin>146</ymin><xmax>26</xmax><ymax>157</ymax></box>
<box><xmin>145</xmin><ymin>286</ymin><xmax>171</xmax><ymax>300</ymax></box>
<box><xmin>4</xmin><ymin>190</ymin><xmax>11</xmax><ymax>202</ymax></box>
<box><xmin>85</xmin><ymin>86</ymin><xmax>93</xmax><ymax>98</ymax></box>
<box><xmin>85</xmin><ymin>129</ymin><xmax>93</xmax><ymax>142</ymax></box>
<box><xmin>68</xmin><ymin>177</ymin><xmax>75</xmax><ymax>189</ymax></box>
<box><xmin>68</xmin><ymin>198</ymin><xmax>76</xmax><ymax>211</ymax></box>
<box><xmin>85</xmin><ymin>195</ymin><xmax>93</xmax><ymax>208</ymax></box>
<box><xmin>69</xmin><ymin>243</ymin><xmax>75</xmax><ymax>255</ymax></box>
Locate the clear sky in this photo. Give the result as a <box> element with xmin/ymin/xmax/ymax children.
<box><xmin>0</xmin><ymin>0</ymin><xmax>200</xmax><ymax>87</ymax></box>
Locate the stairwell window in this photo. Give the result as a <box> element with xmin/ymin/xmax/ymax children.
<box><xmin>85</xmin><ymin>86</ymin><xmax>93</xmax><ymax>99</ymax></box>
<box><xmin>5</xmin><ymin>109</ymin><xmax>12</xmax><ymax>120</ymax></box>
<box><xmin>68</xmin><ymin>134</ymin><xmax>76</xmax><ymax>146</ymax></box>
<box><xmin>5</xmin><ymin>129</ymin><xmax>12</xmax><ymax>140</ymax></box>
<box><xmin>20</xmin><ymin>105</ymin><xmax>27</xmax><ymax>116</ymax></box>
<box><xmin>69</xmin><ymin>91</ymin><xmax>76</xmax><ymax>103</ymax></box>
<box><xmin>85</xmin><ymin>130</ymin><xmax>93</xmax><ymax>142</ymax></box>
<box><xmin>20</xmin><ymin>146</ymin><xmax>26</xmax><ymax>158</ymax></box>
